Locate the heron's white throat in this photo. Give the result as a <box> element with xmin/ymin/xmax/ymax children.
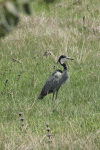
<box><xmin>60</xmin><ymin>58</ymin><xmax>67</xmax><ymax>64</ymax></box>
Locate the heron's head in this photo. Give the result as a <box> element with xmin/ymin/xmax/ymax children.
<box><xmin>57</xmin><ymin>55</ymin><xmax>74</xmax><ymax>65</ymax></box>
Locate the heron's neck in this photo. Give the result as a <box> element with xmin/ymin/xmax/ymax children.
<box><xmin>62</xmin><ymin>63</ymin><xmax>67</xmax><ymax>70</ymax></box>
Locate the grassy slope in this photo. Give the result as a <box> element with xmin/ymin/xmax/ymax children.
<box><xmin>0</xmin><ymin>0</ymin><xmax>100</xmax><ymax>149</ymax></box>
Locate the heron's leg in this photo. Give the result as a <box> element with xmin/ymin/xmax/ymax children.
<box><xmin>56</xmin><ymin>90</ymin><xmax>58</xmax><ymax>100</ymax></box>
<box><xmin>56</xmin><ymin>88</ymin><xmax>60</xmax><ymax>100</ymax></box>
<box><xmin>55</xmin><ymin>91</ymin><xmax>58</xmax><ymax>100</ymax></box>
<box><xmin>52</xmin><ymin>91</ymin><xmax>55</xmax><ymax>101</ymax></box>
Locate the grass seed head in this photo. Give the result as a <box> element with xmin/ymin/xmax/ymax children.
<box><xmin>46</xmin><ymin>123</ymin><xmax>49</xmax><ymax>127</ymax></box>
<box><xmin>6</xmin><ymin>79</ymin><xmax>8</xmax><ymax>83</ymax></box>
<box><xmin>12</xmin><ymin>57</ymin><xmax>15</xmax><ymax>61</ymax></box>
<box><xmin>44</xmin><ymin>51</ymin><xmax>47</xmax><ymax>56</ymax></box>
<box><xmin>46</xmin><ymin>128</ymin><xmax>50</xmax><ymax>132</ymax></box>
<box><xmin>19</xmin><ymin>112</ymin><xmax>22</xmax><ymax>116</ymax></box>
<box><xmin>20</xmin><ymin>118</ymin><xmax>24</xmax><ymax>121</ymax></box>
<box><xmin>47</xmin><ymin>133</ymin><xmax>51</xmax><ymax>138</ymax></box>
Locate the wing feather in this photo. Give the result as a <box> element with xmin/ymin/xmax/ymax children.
<box><xmin>38</xmin><ymin>70</ymin><xmax>62</xmax><ymax>99</ymax></box>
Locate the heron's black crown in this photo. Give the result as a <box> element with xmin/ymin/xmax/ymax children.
<box><xmin>58</xmin><ymin>55</ymin><xmax>67</xmax><ymax>64</ymax></box>
<box><xmin>58</xmin><ymin>55</ymin><xmax>68</xmax><ymax>65</ymax></box>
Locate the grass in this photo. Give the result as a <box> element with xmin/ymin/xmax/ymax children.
<box><xmin>0</xmin><ymin>0</ymin><xmax>100</xmax><ymax>149</ymax></box>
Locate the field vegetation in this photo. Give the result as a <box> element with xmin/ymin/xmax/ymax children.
<box><xmin>0</xmin><ymin>0</ymin><xmax>100</xmax><ymax>149</ymax></box>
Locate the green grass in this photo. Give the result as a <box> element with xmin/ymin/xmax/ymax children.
<box><xmin>0</xmin><ymin>0</ymin><xmax>100</xmax><ymax>149</ymax></box>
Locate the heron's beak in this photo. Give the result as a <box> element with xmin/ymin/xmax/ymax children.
<box><xmin>66</xmin><ymin>57</ymin><xmax>74</xmax><ymax>60</ymax></box>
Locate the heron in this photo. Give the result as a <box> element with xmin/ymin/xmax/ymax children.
<box><xmin>38</xmin><ymin>55</ymin><xmax>74</xmax><ymax>100</ymax></box>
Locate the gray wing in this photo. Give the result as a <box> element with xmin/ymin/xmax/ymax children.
<box><xmin>38</xmin><ymin>70</ymin><xmax>63</xmax><ymax>99</ymax></box>
<box><xmin>43</xmin><ymin>70</ymin><xmax>63</xmax><ymax>93</ymax></box>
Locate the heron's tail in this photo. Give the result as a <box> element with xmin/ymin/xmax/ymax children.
<box><xmin>38</xmin><ymin>88</ymin><xmax>47</xmax><ymax>100</ymax></box>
